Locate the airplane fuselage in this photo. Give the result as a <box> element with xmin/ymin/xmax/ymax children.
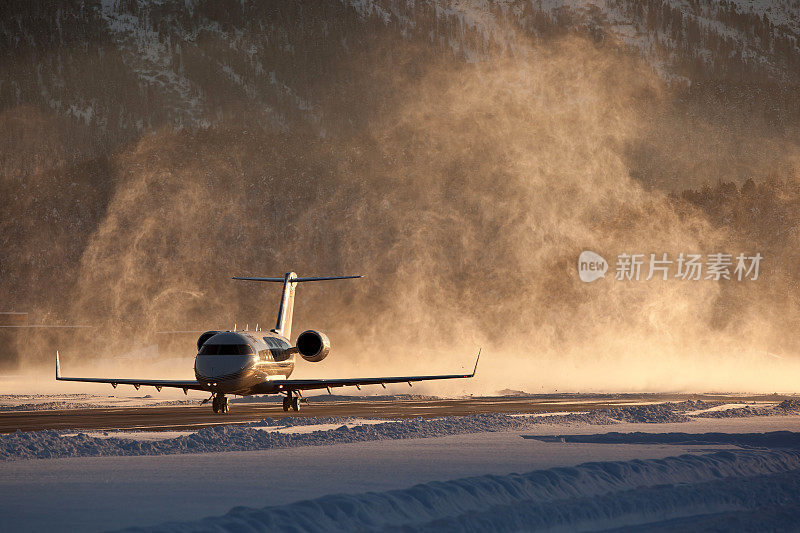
<box><xmin>194</xmin><ymin>330</ymin><xmax>295</xmax><ymax>396</ymax></box>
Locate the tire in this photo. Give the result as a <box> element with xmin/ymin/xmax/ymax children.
<box><xmin>282</xmin><ymin>397</ymin><xmax>290</xmax><ymax>412</ymax></box>
<box><xmin>291</xmin><ymin>397</ymin><xmax>300</xmax><ymax>412</ymax></box>
<box><xmin>212</xmin><ymin>398</ymin><xmax>219</xmax><ymax>414</ymax></box>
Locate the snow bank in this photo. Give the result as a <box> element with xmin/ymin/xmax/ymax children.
<box><xmin>593</xmin><ymin>402</ymin><xmax>692</xmax><ymax>423</ymax></box>
<box><xmin>62</xmin><ymin>418</ymin><xmax>401</xmax><ymax>442</ymax></box>
<box><xmin>0</xmin><ymin>414</ymin><xmax>532</xmax><ymax>461</ymax></box>
<box><xmin>693</xmin><ymin>399</ymin><xmax>800</xmax><ymax>419</ymax></box>
<box><xmin>119</xmin><ymin>449</ymin><xmax>800</xmax><ymax>532</ymax></box>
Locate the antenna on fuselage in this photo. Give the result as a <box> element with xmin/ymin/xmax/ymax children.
<box><xmin>231</xmin><ymin>272</ymin><xmax>363</xmax><ymax>340</ymax></box>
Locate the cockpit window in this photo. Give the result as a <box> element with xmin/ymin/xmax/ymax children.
<box><xmin>198</xmin><ymin>344</ymin><xmax>254</xmax><ymax>355</ymax></box>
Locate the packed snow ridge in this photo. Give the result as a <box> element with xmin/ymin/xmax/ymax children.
<box><xmin>119</xmin><ymin>449</ymin><xmax>800</xmax><ymax>532</ymax></box>
<box><xmin>0</xmin><ymin>413</ymin><xmax>549</xmax><ymax>461</ymax></box>
<box><xmin>4</xmin><ymin>400</ymin><xmax>800</xmax><ymax>461</ymax></box>
<box><xmin>694</xmin><ymin>399</ymin><xmax>800</xmax><ymax>418</ymax></box>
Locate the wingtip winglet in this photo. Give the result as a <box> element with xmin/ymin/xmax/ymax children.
<box><xmin>471</xmin><ymin>348</ymin><xmax>481</xmax><ymax>377</ymax></box>
<box><xmin>55</xmin><ymin>350</ymin><xmax>61</xmax><ymax>380</ymax></box>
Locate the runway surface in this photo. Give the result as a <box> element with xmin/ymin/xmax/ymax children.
<box><xmin>1</xmin><ymin>393</ymin><xmax>791</xmax><ymax>433</ymax></box>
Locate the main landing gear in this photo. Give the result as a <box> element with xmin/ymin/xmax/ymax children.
<box><xmin>282</xmin><ymin>392</ymin><xmax>300</xmax><ymax>412</ymax></box>
<box><xmin>211</xmin><ymin>394</ymin><xmax>230</xmax><ymax>414</ymax></box>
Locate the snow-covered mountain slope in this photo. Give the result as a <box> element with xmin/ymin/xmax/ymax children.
<box><xmin>2</xmin><ymin>0</ymin><xmax>798</xmax><ymax>142</ymax></box>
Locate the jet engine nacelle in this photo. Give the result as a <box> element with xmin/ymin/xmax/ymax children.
<box><xmin>196</xmin><ymin>331</ymin><xmax>220</xmax><ymax>351</ymax></box>
<box><xmin>296</xmin><ymin>330</ymin><xmax>330</xmax><ymax>362</ymax></box>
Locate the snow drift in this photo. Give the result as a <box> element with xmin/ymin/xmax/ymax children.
<box><xmin>119</xmin><ymin>450</ymin><xmax>800</xmax><ymax>532</ymax></box>
<box><xmin>0</xmin><ymin>413</ymin><xmax>537</xmax><ymax>461</ymax></box>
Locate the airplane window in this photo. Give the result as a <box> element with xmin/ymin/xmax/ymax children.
<box><xmin>198</xmin><ymin>344</ymin><xmax>219</xmax><ymax>355</ymax></box>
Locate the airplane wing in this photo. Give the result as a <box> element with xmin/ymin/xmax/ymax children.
<box><xmin>268</xmin><ymin>350</ymin><xmax>481</xmax><ymax>393</ymax></box>
<box><xmin>55</xmin><ymin>352</ymin><xmax>207</xmax><ymax>393</ymax></box>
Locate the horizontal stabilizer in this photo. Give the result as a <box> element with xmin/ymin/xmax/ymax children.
<box><xmin>232</xmin><ymin>275</ymin><xmax>362</xmax><ymax>282</ymax></box>
<box><xmin>232</xmin><ymin>272</ymin><xmax>362</xmax><ymax>338</ymax></box>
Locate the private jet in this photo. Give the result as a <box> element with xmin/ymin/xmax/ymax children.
<box><xmin>56</xmin><ymin>272</ymin><xmax>479</xmax><ymax>413</ymax></box>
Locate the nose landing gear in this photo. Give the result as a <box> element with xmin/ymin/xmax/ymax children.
<box><xmin>282</xmin><ymin>392</ymin><xmax>300</xmax><ymax>412</ymax></box>
<box><xmin>211</xmin><ymin>394</ymin><xmax>230</xmax><ymax>414</ymax></box>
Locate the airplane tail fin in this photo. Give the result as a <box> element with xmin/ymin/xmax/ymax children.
<box><xmin>232</xmin><ymin>272</ymin><xmax>362</xmax><ymax>339</ymax></box>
